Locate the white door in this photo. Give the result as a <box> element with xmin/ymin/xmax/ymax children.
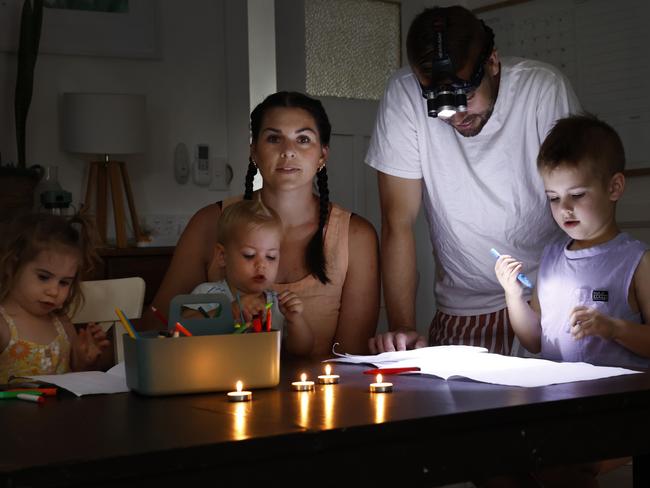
<box><xmin>274</xmin><ymin>0</ymin><xmax>437</xmax><ymax>335</ymax></box>
<box><xmin>322</xmin><ymin>97</ymin><xmax>390</xmax><ymax>332</ymax></box>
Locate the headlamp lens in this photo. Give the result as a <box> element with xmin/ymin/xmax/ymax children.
<box><xmin>423</xmin><ymin>85</ymin><xmax>467</xmax><ymax>119</ymax></box>
<box><xmin>437</xmin><ymin>108</ymin><xmax>456</xmax><ymax>119</ymax></box>
<box><xmin>454</xmin><ymin>90</ymin><xmax>467</xmax><ymax>113</ymax></box>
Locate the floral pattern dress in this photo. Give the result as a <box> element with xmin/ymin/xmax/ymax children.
<box><xmin>0</xmin><ymin>305</ymin><xmax>71</xmax><ymax>383</ymax></box>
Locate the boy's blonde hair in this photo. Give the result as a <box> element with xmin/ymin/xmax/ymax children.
<box><xmin>537</xmin><ymin>113</ymin><xmax>625</xmax><ymax>182</ymax></box>
<box><xmin>0</xmin><ymin>213</ymin><xmax>99</xmax><ymax>315</ymax></box>
<box><xmin>217</xmin><ymin>199</ymin><xmax>282</xmax><ymax>245</ymax></box>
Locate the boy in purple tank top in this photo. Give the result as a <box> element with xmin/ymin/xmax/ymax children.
<box><xmin>494</xmin><ymin>114</ymin><xmax>650</xmax><ymax>368</ymax></box>
<box><xmin>488</xmin><ymin>115</ymin><xmax>650</xmax><ymax>486</ymax></box>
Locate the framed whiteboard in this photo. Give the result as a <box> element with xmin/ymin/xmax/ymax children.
<box><xmin>0</xmin><ymin>0</ymin><xmax>160</xmax><ymax>59</ymax></box>
<box><xmin>476</xmin><ymin>0</ymin><xmax>650</xmax><ymax>174</ymax></box>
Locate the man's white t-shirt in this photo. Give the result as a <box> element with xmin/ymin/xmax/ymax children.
<box><xmin>365</xmin><ymin>57</ymin><xmax>581</xmax><ymax>316</ymax></box>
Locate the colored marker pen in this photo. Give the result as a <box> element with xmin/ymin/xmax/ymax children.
<box><xmin>235</xmin><ymin>292</ymin><xmax>245</xmax><ymax>326</ymax></box>
<box><xmin>490</xmin><ymin>248</ymin><xmax>533</xmax><ymax>288</ymax></box>
<box><xmin>150</xmin><ymin>305</ymin><xmax>168</xmax><ymax>326</ymax></box>
<box><xmin>265</xmin><ymin>303</ymin><xmax>272</xmax><ymax>332</ymax></box>
<box><xmin>252</xmin><ymin>315</ymin><xmax>262</xmax><ymax>333</ymax></box>
<box><xmin>115</xmin><ymin>307</ymin><xmax>138</xmax><ymax>339</ymax></box>
<box><xmin>0</xmin><ymin>391</ymin><xmax>42</xmax><ymax>399</ymax></box>
<box><xmin>174</xmin><ymin>322</ymin><xmax>193</xmax><ymax>337</ymax></box>
<box><xmin>17</xmin><ymin>393</ymin><xmax>45</xmax><ymax>404</ymax></box>
<box><xmin>5</xmin><ymin>388</ymin><xmax>57</xmax><ymax>396</ymax></box>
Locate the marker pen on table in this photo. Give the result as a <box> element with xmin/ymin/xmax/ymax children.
<box><xmin>363</xmin><ymin>367</ymin><xmax>421</xmax><ymax>375</ymax></box>
<box><xmin>489</xmin><ymin>248</ymin><xmax>533</xmax><ymax>288</ymax></box>
<box><xmin>17</xmin><ymin>393</ymin><xmax>45</xmax><ymax>404</ymax></box>
<box><xmin>5</xmin><ymin>388</ymin><xmax>57</xmax><ymax>396</ymax></box>
<box><xmin>0</xmin><ymin>392</ymin><xmax>46</xmax><ymax>403</ymax></box>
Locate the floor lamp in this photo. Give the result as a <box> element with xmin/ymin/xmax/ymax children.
<box><xmin>62</xmin><ymin>93</ymin><xmax>147</xmax><ymax>248</ymax></box>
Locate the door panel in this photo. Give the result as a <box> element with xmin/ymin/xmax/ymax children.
<box><xmin>274</xmin><ymin>0</ymin><xmax>437</xmax><ymax>336</ymax></box>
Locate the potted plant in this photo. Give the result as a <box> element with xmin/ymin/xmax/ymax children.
<box><xmin>0</xmin><ymin>0</ymin><xmax>44</xmax><ymax>221</ymax></box>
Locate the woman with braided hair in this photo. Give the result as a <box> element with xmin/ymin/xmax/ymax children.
<box><xmin>145</xmin><ymin>92</ymin><xmax>380</xmax><ymax>356</ymax></box>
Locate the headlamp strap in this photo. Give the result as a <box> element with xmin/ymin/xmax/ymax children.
<box><xmin>431</xmin><ymin>13</ymin><xmax>454</xmax><ymax>81</ymax></box>
<box><xmin>428</xmin><ymin>16</ymin><xmax>495</xmax><ymax>92</ymax></box>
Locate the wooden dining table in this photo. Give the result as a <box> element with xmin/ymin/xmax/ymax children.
<box><xmin>2</xmin><ymin>357</ymin><xmax>650</xmax><ymax>487</ymax></box>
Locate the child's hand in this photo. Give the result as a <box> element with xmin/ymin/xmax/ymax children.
<box><xmin>277</xmin><ymin>290</ymin><xmax>312</xmax><ymax>355</ymax></box>
<box><xmin>277</xmin><ymin>290</ymin><xmax>304</xmax><ymax>320</ymax></box>
<box><xmin>494</xmin><ymin>254</ymin><xmax>526</xmax><ymax>297</ymax></box>
<box><xmin>569</xmin><ymin>306</ymin><xmax>618</xmax><ymax>340</ymax></box>
<box><xmin>77</xmin><ymin>323</ymin><xmax>111</xmax><ymax>366</ymax></box>
<box><xmin>231</xmin><ymin>293</ymin><xmax>266</xmax><ymax>325</ymax></box>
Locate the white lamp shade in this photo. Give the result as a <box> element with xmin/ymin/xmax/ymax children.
<box><xmin>62</xmin><ymin>92</ymin><xmax>147</xmax><ymax>155</ymax></box>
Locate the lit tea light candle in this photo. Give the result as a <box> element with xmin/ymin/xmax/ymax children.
<box><xmin>369</xmin><ymin>374</ymin><xmax>393</xmax><ymax>393</ymax></box>
<box><xmin>227</xmin><ymin>380</ymin><xmax>252</xmax><ymax>402</ymax></box>
<box><xmin>317</xmin><ymin>364</ymin><xmax>340</xmax><ymax>385</ymax></box>
<box><xmin>291</xmin><ymin>373</ymin><xmax>315</xmax><ymax>391</ymax></box>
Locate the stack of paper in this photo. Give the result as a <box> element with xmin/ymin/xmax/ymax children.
<box><xmin>328</xmin><ymin>345</ymin><xmax>642</xmax><ymax>387</ymax></box>
<box><xmin>27</xmin><ymin>362</ymin><xmax>129</xmax><ymax>396</ymax></box>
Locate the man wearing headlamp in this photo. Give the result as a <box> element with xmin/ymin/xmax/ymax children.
<box><xmin>366</xmin><ymin>5</ymin><xmax>581</xmax><ymax>354</ymax></box>
<box><xmin>419</xmin><ymin>13</ymin><xmax>495</xmax><ymax>131</ymax></box>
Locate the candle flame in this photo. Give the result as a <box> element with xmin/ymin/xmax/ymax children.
<box><xmin>325</xmin><ymin>364</ymin><xmax>331</xmax><ymax>375</ymax></box>
<box><xmin>300</xmin><ymin>373</ymin><xmax>307</xmax><ymax>382</ymax></box>
<box><xmin>377</xmin><ymin>374</ymin><xmax>383</xmax><ymax>383</ymax></box>
<box><xmin>236</xmin><ymin>380</ymin><xmax>242</xmax><ymax>393</ymax></box>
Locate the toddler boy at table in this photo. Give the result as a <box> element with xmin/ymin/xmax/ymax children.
<box><xmin>490</xmin><ymin>114</ymin><xmax>650</xmax><ymax>487</ymax></box>
<box><xmin>184</xmin><ymin>199</ymin><xmax>314</xmax><ymax>355</ymax></box>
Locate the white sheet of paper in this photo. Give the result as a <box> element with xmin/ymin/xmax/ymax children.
<box><xmin>330</xmin><ymin>344</ymin><xmax>487</xmax><ymax>365</ymax></box>
<box><xmin>27</xmin><ymin>362</ymin><xmax>129</xmax><ymax>397</ymax></box>
<box><xmin>328</xmin><ymin>345</ymin><xmax>642</xmax><ymax>387</ymax></box>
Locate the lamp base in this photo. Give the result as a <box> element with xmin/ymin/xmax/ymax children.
<box><xmin>83</xmin><ymin>159</ymin><xmax>143</xmax><ymax>248</ymax></box>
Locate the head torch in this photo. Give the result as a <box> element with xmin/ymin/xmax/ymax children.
<box><xmin>421</xmin><ymin>20</ymin><xmax>494</xmax><ymax>119</ymax></box>
<box><xmin>422</xmin><ymin>85</ymin><xmax>470</xmax><ymax>119</ymax></box>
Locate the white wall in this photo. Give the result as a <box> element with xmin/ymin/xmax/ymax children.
<box><xmin>247</xmin><ymin>0</ymin><xmax>276</xmax><ymax>192</ymax></box>
<box><xmin>1</xmin><ymin>0</ymin><xmax>250</xmax><ymax>242</ymax></box>
<box><xmin>248</xmin><ymin>0</ymin><xmax>276</xmax><ymax>110</ymax></box>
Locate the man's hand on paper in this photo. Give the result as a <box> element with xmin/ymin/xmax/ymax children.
<box><xmin>368</xmin><ymin>327</ymin><xmax>428</xmax><ymax>354</ymax></box>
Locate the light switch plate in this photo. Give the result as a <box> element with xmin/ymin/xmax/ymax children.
<box><xmin>209</xmin><ymin>157</ymin><xmax>233</xmax><ymax>191</ymax></box>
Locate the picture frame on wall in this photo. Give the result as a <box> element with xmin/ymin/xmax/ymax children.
<box><xmin>0</xmin><ymin>0</ymin><xmax>160</xmax><ymax>59</ymax></box>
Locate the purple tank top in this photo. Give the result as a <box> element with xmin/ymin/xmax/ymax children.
<box><xmin>538</xmin><ymin>232</ymin><xmax>649</xmax><ymax>369</ymax></box>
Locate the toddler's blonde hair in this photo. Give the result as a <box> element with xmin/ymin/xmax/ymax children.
<box><xmin>217</xmin><ymin>199</ymin><xmax>282</xmax><ymax>246</ymax></box>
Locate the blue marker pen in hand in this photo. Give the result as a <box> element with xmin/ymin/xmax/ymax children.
<box><xmin>490</xmin><ymin>248</ymin><xmax>533</xmax><ymax>288</ymax></box>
